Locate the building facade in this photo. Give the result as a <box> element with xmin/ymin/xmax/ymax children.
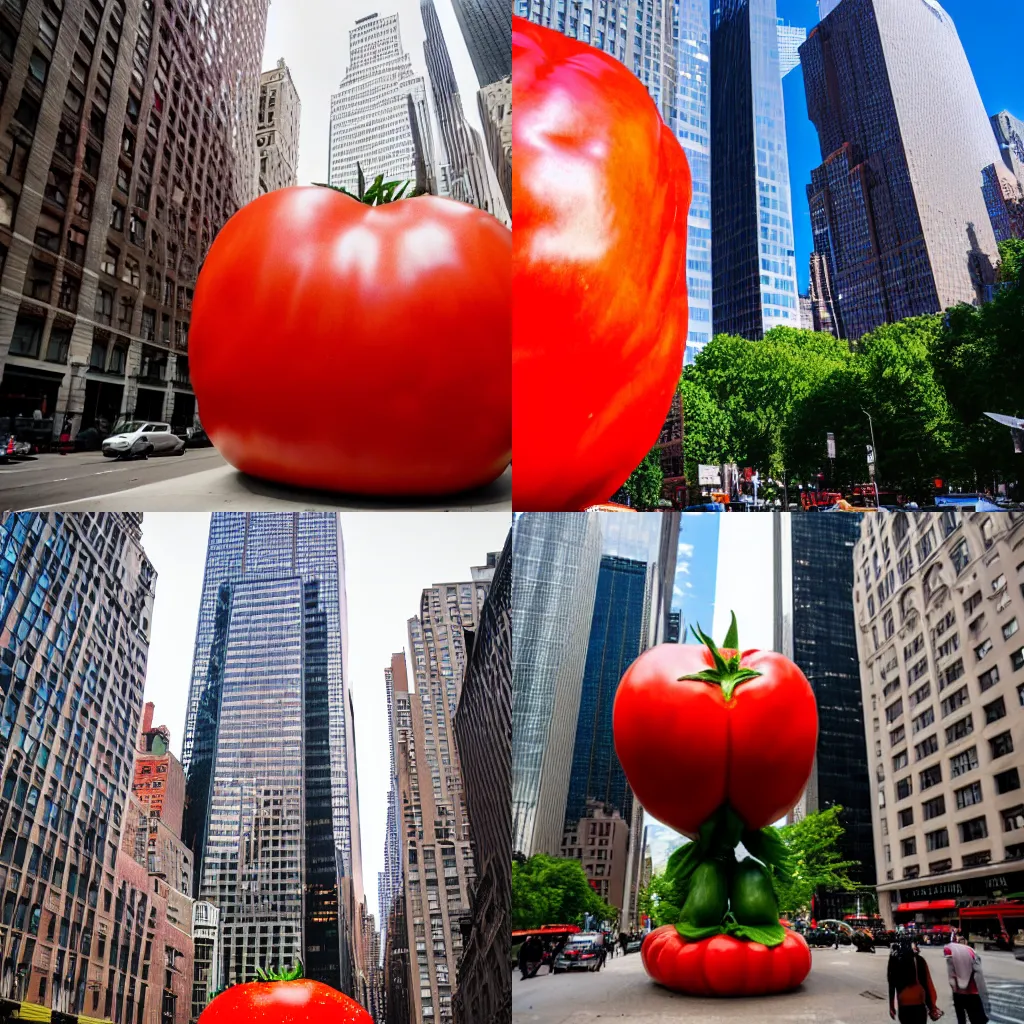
<box><xmin>477</xmin><ymin>78</ymin><xmax>510</xmax><ymax>217</ymax></box>
<box><xmin>0</xmin><ymin>0</ymin><xmax>267</xmax><ymax>438</ymax></box>
<box><xmin>387</xmin><ymin>560</ymin><xmax>494</xmax><ymax>1024</ymax></box>
<box><xmin>560</xmin><ymin>801</ymin><xmax>630</xmax><ymax>912</ymax></box>
<box><xmin>789</xmin><ymin>514</ymin><xmax>876</xmax><ymax>914</ymax></box>
<box><xmin>808</xmin><ymin>249</ymin><xmax>840</xmax><ymax>337</ymax></box>
<box><xmin>992</xmin><ymin>110</ymin><xmax>1024</xmax><ymax>183</ymax></box>
<box><xmin>257</xmin><ymin>59</ymin><xmax>300</xmax><ymax>194</ymax></box>
<box><xmin>180</xmin><ymin>513</ymin><xmax>361</xmax><ymax>995</ymax></box>
<box><xmin>421</xmin><ymin>0</ymin><xmax>493</xmax><ymax>215</ymax></box>
<box><xmin>190</xmin><ymin>901</ymin><xmax>220</xmax><ymax>1021</ymax></box>
<box><xmin>451</xmin><ymin>0</ymin><xmax>512</xmax><ymax>89</ymax></box>
<box><xmin>853</xmin><ymin>511</ymin><xmax>1024</xmax><ymax>928</ymax></box>
<box><xmin>452</xmin><ymin>535</ymin><xmax>511</xmax><ymax>1024</ymax></box>
<box><xmin>710</xmin><ymin>0</ymin><xmax>800</xmax><ymax>339</ymax></box>
<box><xmin>802</xmin><ymin>0</ymin><xmax>1003</xmax><ymax>341</ymax></box>
<box><xmin>982</xmin><ymin>162</ymin><xmax>1024</xmax><ymax>243</ymax></box>
<box><xmin>776</xmin><ymin>18</ymin><xmax>805</xmax><ymax>78</ymax></box>
<box><xmin>511</xmin><ymin>513</ymin><xmax>601</xmax><ymax>858</ymax></box>
<box><xmin>0</xmin><ymin>512</ymin><xmax>159</xmax><ymax>1021</ymax></box>
<box><xmin>329</xmin><ymin>14</ymin><xmax>431</xmax><ymax>195</ymax></box>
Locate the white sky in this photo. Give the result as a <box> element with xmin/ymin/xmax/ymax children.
<box><xmin>262</xmin><ymin>0</ymin><xmax>487</xmax><ymax>186</ymax></box>
<box><xmin>140</xmin><ymin>511</ymin><xmax>511</xmax><ymax>926</ymax></box>
<box><xmin>712</xmin><ymin>514</ymin><xmax>776</xmax><ymax>650</ymax></box>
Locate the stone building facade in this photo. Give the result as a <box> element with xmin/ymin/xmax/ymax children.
<box><xmin>0</xmin><ymin>0</ymin><xmax>268</xmax><ymax>437</ymax></box>
<box><xmin>853</xmin><ymin>511</ymin><xmax>1024</xmax><ymax>929</ymax></box>
<box><xmin>257</xmin><ymin>58</ymin><xmax>300</xmax><ymax>194</ymax></box>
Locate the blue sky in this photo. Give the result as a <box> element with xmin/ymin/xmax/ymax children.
<box><xmin>670</xmin><ymin>513</ymin><xmax>719</xmax><ymax>639</ymax></box>
<box><xmin>777</xmin><ymin>0</ymin><xmax>1024</xmax><ymax>293</ymax></box>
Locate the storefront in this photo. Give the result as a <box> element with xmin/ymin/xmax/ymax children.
<box><xmin>888</xmin><ymin>868</ymin><xmax>1024</xmax><ymax>931</ymax></box>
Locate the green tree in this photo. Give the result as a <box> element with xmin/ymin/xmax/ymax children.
<box><xmin>621</xmin><ymin>450</ymin><xmax>664</xmax><ymax>509</ymax></box>
<box><xmin>512</xmin><ymin>855</ymin><xmax>617</xmax><ymax>930</ymax></box>
<box><xmin>996</xmin><ymin>237</ymin><xmax>1024</xmax><ymax>284</ymax></box>
<box><xmin>772</xmin><ymin>806</ymin><xmax>859</xmax><ymax>917</ymax></box>
<box><xmin>679</xmin><ymin>377</ymin><xmax>734</xmax><ymax>485</ymax></box>
<box><xmin>637</xmin><ymin>865</ymin><xmax>685</xmax><ymax>928</ymax></box>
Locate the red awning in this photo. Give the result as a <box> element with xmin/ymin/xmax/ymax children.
<box><xmin>959</xmin><ymin>902</ymin><xmax>1024</xmax><ymax>919</ymax></box>
<box><xmin>896</xmin><ymin>900</ymin><xmax>958</xmax><ymax>912</ymax></box>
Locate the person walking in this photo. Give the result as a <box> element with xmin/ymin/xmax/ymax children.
<box><xmin>943</xmin><ymin>933</ymin><xmax>989</xmax><ymax>1024</ymax></box>
<box><xmin>59</xmin><ymin>415</ymin><xmax>73</xmax><ymax>455</ymax></box>
<box><xmin>518</xmin><ymin>935</ymin><xmax>544</xmax><ymax>980</ymax></box>
<box><xmin>888</xmin><ymin>938</ymin><xmax>943</xmax><ymax>1022</ymax></box>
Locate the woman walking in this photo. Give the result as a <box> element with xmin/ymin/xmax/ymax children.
<box><xmin>943</xmin><ymin>933</ymin><xmax>989</xmax><ymax>1024</ymax></box>
<box><xmin>888</xmin><ymin>937</ymin><xmax>943</xmax><ymax>1022</ymax></box>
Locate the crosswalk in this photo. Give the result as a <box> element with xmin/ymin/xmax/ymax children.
<box><xmin>988</xmin><ymin>980</ymin><xmax>1024</xmax><ymax>1024</ymax></box>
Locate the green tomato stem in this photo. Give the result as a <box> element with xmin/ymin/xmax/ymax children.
<box><xmin>679</xmin><ymin>612</ymin><xmax>761</xmax><ymax>701</ymax></box>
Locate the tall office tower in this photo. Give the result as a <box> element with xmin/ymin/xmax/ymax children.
<box><xmin>0</xmin><ymin>513</ymin><xmax>156</xmax><ymax>1020</ymax></box>
<box><xmin>477</xmin><ymin>78</ymin><xmax>511</xmax><ymax>215</ymax></box>
<box><xmin>808</xmin><ymin>250</ymin><xmax>841</xmax><ymax>336</ymax></box>
<box><xmin>673</xmin><ymin>0</ymin><xmax>714</xmax><ymax>362</ymax></box>
<box><xmin>982</xmin><ymin>164</ymin><xmax>1024</xmax><ymax>243</ymax></box>
<box><xmin>191</xmin><ymin>901</ymin><xmax>221</xmax><ymax>1021</ymax></box>
<box><xmin>801</xmin><ymin>0</ymin><xmax>1003</xmax><ymax>342</ymax></box>
<box><xmin>711</xmin><ymin>0</ymin><xmax>800</xmax><ymax>339</ymax></box>
<box><xmin>181</xmin><ymin>513</ymin><xmax>359</xmax><ymax>993</ymax></box>
<box><xmin>788</xmin><ymin>514</ymin><xmax>876</xmax><ymax>917</ymax></box>
<box><xmin>257</xmin><ymin>59</ymin><xmax>301</xmax><ymax>194</ymax></box>
<box><xmin>451</xmin><ymin>0</ymin><xmax>512</xmax><ymax>87</ymax></box>
<box><xmin>379</xmin><ymin>658</ymin><xmax>404</xmax><ymax>955</ymax></box>
<box><xmin>511</xmin><ymin>513</ymin><xmax>602</xmax><ymax>857</ymax></box>
<box><xmin>0</xmin><ymin>0</ymin><xmax>268</xmax><ymax>438</ymax></box>
<box><xmin>853</xmin><ymin>512</ymin><xmax>1024</xmax><ymax>931</ymax></box>
<box><xmin>388</xmin><ymin>563</ymin><xmax>494</xmax><ymax>1024</ymax></box>
<box><xmin>329</xmin><ymin>14</ymin><xmax>432</xmax><ymax>194</ymax></box>
<box><xmin>776</xmin><ymin>19</ymin><xmax>806</xmax><ymax>77</ymax></box>
<box><xmin>421</xmin><ymin>0</ymin><xmax>493</xmax><ymax>214</ymax></box>
<box><xmin>992</xmin><ymin>111</ymin><xmax>1024</xmax><ymax>182</ymax></box>
<box><xmin>453</xmin><ymin>535</ymin><xmax>511</xmax><ymax>1024</ymax></box>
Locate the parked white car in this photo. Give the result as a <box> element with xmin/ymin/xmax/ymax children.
<box><xmin>101</xmin><ymin>420</ymin><xmax>185</xmax><ymax>459</ymax></box>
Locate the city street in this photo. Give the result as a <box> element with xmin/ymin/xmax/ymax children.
<box><xmin>0</xmin><ymin>451</ymin><xmax>512</xmax><ymax>510</ymax></box>
<box><xmin>512</xmin><ymin>945</ymin><xmax>1024</xmax><ymax>1024</ymax></box>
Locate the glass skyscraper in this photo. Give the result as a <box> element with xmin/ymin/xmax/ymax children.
<box><xmin>711</xmin><ymin>0</ymin><xmax>800</xmax><ymax>339</ymax></box>
<box><xmin>181</xmin><ymin>513</ymin><xmax>357</xmax><ymax>990</ymax></box>
<box><xmin>451</xmin><ymin>0</ymin><xmax>512</xmax><ymax>87</ymax></box>
<box><xmin>565</xmin><ymin>556</ymin><xmax>650</xmax><ymax>826</ymax></box>
<box><xmin>790</xmin><ymin>514</ymin><xmax>876</xmax><ymax>912</ymax></box>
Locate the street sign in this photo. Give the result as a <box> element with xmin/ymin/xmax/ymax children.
<box><xmin>826</xmin><ymin>432</ymin><xmax>836</xmax><ymax>459</ymax></box>
<box><xmin>698</xmin><ymin>464</ymin><xmax>721</xmax><ymax>486</ymax></box>
<box><xmin>866</xmin><ymin>444</ymin><xmax>875</xmax><ymax>465</ymax></box>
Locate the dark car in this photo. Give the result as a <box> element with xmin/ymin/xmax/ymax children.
<box><xmin>553</xmin><ymin>934</ymin><xmax>604</xmax><ymax>973</ymax></box>
<box><xmin>177</xmin><ymin>425</ymin><xmax>214</xmax><ymax>449</ymax></box>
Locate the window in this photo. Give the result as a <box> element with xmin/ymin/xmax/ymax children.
<box><xmin>995</xmin><ymin>768</ymin><xmax>1020</xmax><ymax>794</ymax></box>
<box><xmin>898</xmin><ymin>808</ymin><xmax>914</xmax><ymax>828</ymax></box>
<box><xmin>978</xmin><ymin>666</ymin><xmax>999</xmax><ymax>692</ymax></box>
<box><xmin>983</xmin><ymin>697</ymin><xmax>1006</xmax><ymax>725</ymax></box>
<box><xmin>1003</xmin><ymin>618</ymin><xmax>1019</xmax><ymax>641</ymax></box>
<box><xmin>910</xmin><ymin>682</ymin><xmax>931</xmax><ymax>708</ymax></box>
<box><xmin>886</xmin><ymin>698</ymin><xmax>904</xmax><ymax>724</ymax></box>
<box><xmin>1014</xmin><ymin>648</ymin><xmax>1024</xmax><ymax>672</ymax></box>
<box><xmin>58</xmin><ymin>274</ymin><xmax>79</xmax><ymax>312</ymax></box>
<box><xmin>1002</xmin><ymin>806</ymin><xmax>1024</xmax><ymax>833</ymax></box>
<box><xmin>936</xmin><ymin>635</ymin><xmax>959</xmax><ymax>660</ymax></box>
<box><xmin>993</xmin><ymin>574</ymin><xmax>1006</xmax><ymax>593</ymax></box>
<box><xmin>926</xmin><ymin>828</ymin><xmax>949</xmax><ymax>852</ymax></box>
<box><xmin>901</xmin><ymin>838</ymin><xmax>917</xmax><ymax>857</ymax></box>
<box><xmin>917</xmin><ymin>529</ymin><xmax>936</xmax><ymax>563</ymax></box>
<box><xmin>929</xmin><ymin>858</ymin><xmax>952</xmax><ymax>873</ymax></box>
<box><xmin>963</xmin><ymin>851</ymin><xmax>991</xmax><ymax>867</ymax></box>
<box><xmin>941</xmin><ymin>686</ymin><xmax>968</xmax><ymax>718</ymax></box>
<box><xmin>110</xmin><ymin>202</ymin><xmax>124</xmax><ymax>230</ymax></box>
<box><xmin>9</xmin><ymin>315</ymin><xmax>43</xmax><ymax>357</ymax></box>
<box><xmin>923</xmin><ymin>795</ymin><xmax>946</xmax><ymax>820</ymax></box>
<box><xmin>951</xmin><ymin>539</ymin><xmax>970</xmax><ymax>575</ymax></box>
<box><xmin>942</xmin><ymin>659</ymin><xmax>964</xmax><ymax>690</ymax></box>
<box><xmin>963</xmin><ymin>591</ymin><xmax>982</xmax><ymax>615</ymax></box>
<box><xmin>83</xmin><ymin>146</ymin><xmax>101</xmax><ymax>177</ymax></box>
<box><xmin>920</xmin><ymin>764</ymin><xmax>942</xmax><ymax>790</ymax></box>
<box><xmin>912</xmin><ymin>708</ymin><xmax>935</xmax><ymax>734</ymax></box>
<box><xmin>903</xmin><ymin>865</ymin><xmax>920</xmax><ymax>879</ymax></box>
<box><xmin>975</xmin><ymin>639</ymin><xmax>993</xmax><ymax>661</ymax></box>
<box><xmin>945</xmin><ymin>715</ymin><xmax>973</xmax><ymax>744</ymax></box>
<box><xmin>890</xmin><ymin>725</ymin><xmax>906</xmax><ymax>747</ymax></box>
<box><xmin>915</xmin><ymin>734</ymin><xmax>939</xmax><ymax>760</ymax></box>
<box><xmin>958</xmin><ymin>817</ymin><xmax>988</xmax><ymax>843</ymax></box>
<box><xmin>905</xmin><ymin>634</ymin><xmax>925</xmax><ymax>660</ymax></box>
<box><xmin>108</xmin><ymin>344</ymin><xmax>126</xmax><ymax>375</ymax></box>
<box><xmin>28</xmin><ymin>50</ymin><xmax>49</xmax><ymax>85</ymax></box>
<box><xmin>24</xmin><ymin>259</ymin><xmax>54</xmax><ymax>301</ymax></box>
<box><xmin>883</xmin><ymin>609</ymin><xmax>894</xmax><ymax>639</ymax></box>
<box><xmin>950</xmin><ymin>747</ymin><xmax>978</xmax><ymax>778</ymax></box>
<box><xmin>45</xmin><ymin>167</ymin><xmax>71</xmax><ymax>208</ymax></box>
<box><xmin>74</xmin><ymin>183</ymin><xmax>93</xmax><ymax>219</ymax></box>
<box><xmin>896</xmin><ymin>777</ymin><xmax>912</xmax><ymax>800</ymax></box>
<box><xmin>45</xmin><ymin>327</ymin><xmax>71</xmax><ymax>363</ymax></box>
<box><xmin>88</xmin><ymin>336</ymin><xmax>107</xmax><ymax>370</ymax></box>
<box><xmin>0</xmin><ymin>188</ymin><xmax>15</xmax><ymax>228</ymax></box>
<box><xmin>14</xmin><ymin>92</ymin><xmax>40</xmax><ymax>131</ymax></box>
<box><xmin>101</xmin><ymin>244</ymin><xmax>119</xmax><ymax>276</ymax></box>
<box><xmin>955</xmin><ymin>782</ymin><xmax>982</xmax><ymax>809</ymax></box>
<box><xmin>94</xmin><ymin>287</ymin><xmax>113</xmax><ymax>324</ymax></box>
<box><xmin>122</xmin><ymin>256</ymin><xmax>140</xmax><ymax>288</ymax></box>
<box><xmin>893</xmin><ymin>751</ymin><xmax>909</xmax><ymax>771</ymax></box>
<box><xmin>33</xmin><ymin>213</ymin><xmax>61</xmax><ymax>252</ymax></box>
<box><xmin>989</xmin><ymin>731</ymin><xmax>1014</xmax><ymax>759</ymax></box>
<box><xmin>66</xmin><ymin>227</ymin><xmax>87</xmax><ymax>265</ymax></box>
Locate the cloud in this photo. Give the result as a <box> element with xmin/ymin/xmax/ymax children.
<box><xmin>678</xmin><ymin>543</ymin><xmax>695</xmax><ymax>559</ymax></box>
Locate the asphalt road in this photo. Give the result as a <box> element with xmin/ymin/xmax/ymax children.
<box><xmin>512</xmin><ymin>944</ymin><xmax>1024</xmax><ymax>1024</ymax></box>
<box><xmin>0</xmin><ymin>451</ymin><xmax>513</xmax><ymax>510</ymax></box>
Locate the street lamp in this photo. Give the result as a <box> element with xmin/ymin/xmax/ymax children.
<box><xmin>862</xmin><ymin>408</ymin><xmax>880</xmax><ymax>508</ymax></box>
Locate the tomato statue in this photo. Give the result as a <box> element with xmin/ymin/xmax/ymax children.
<box><xmin>191</xmin><ymin>177</ymin><xmax>510</xmax><ymax>498</ymax></box>
<box><xmin>512</xmin><ymin>16</ymin><xmax>692</xmax><ymax>511</ymax></box>
<box><xmin>613</xmin><ymin>615</ymin><xmax>817</xmax><ymax>996</ymax></box>
<box><xmin>198</xmin><ymin>962</ymin><xmax>373</xmax><ymax>1024</ymax></box>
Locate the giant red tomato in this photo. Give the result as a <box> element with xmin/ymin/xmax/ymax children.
<box><xmin>512</xmin><ymin>16</ymin><xmax>692</xmax><ymax>511</ymax></box>
<box><xmin>641</xmin><ymin>926</ymin><xmax>811</xmax><ymax>996</ymax></box>
<box><xmin>198</xmin><ymin>977</ymin><xmax>372</xmax><ymax>1024</ymax></box>
<box><xmin>612</xmin><ymin>641</ymin><xmax>818</xmax><ymax>833</ymax></box>
<box><xmin>191</xmin><ymin>186</ymin><xmax>510</xmax><ymax>496</ymax></box>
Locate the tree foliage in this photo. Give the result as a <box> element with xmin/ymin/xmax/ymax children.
<box><xmin>512</xmin><ymin>855</ymin><xmax>617</xmax><ymax>930</ymax></box>
<box><xmin>621</xmin><ymin>449</ymin><xmax>664</xmax><ymax>509</ymax></box>
<box><xmin>771</xmin><ymin>805</ymin><xmax>859</xmax><ymax>917</ymax></box>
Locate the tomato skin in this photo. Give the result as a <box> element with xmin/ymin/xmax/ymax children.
<box><xmin>197</xmin><ymin>980</ymin><xmax>373</xmax><ymax>1023</ymax></box>
<box><xmin>612</xmin><ymin>643</ymin><xmax>818</xmax><ymax>833</ymax></box>
<box><xmin>641</xmin><ymin>926</ymin><xmax>811</xmax><ymax>995</ymax></box>
<box><xmin>191</xmin><ymin>186</ymin><xmax>511</xmax><ymax>497</ymax></box>
<box><xmin>512</xmin><ymin>16</ymin><xmax>692</xmax><ymax>512</ymax></box>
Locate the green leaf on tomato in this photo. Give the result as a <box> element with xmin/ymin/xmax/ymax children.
<box><xmin>675</xmin><ymin>921</ymin><xmax>724</xmax><ymax>942</ymax></box>
<box><xmin>725</xmin><ymin>921</ymin><xmax>787</xmax><ymax>948</ymax></box>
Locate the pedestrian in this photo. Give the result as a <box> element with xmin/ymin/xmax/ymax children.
<box><xmin>59</xmin><ymin>415</ymin><xmax>72</xmax><ymax>455</ymax></box>
<box><xmin>32</xmin><ymin>407</ymin><xmax>42</xmax><ymax>421</ymax></box>
<box><xmin>888</xmin><ymin>938</ymin><xmax>943</xmax><ymax>1022</ymax></box>
<box><xmin>518</xmin><ymin>935</ymin><xmax>544</xmax><ymax>981</ymax></box>
<box><xmin>619</xmin><ymin>930</ymin><xmax>628</xmax><ymax>955</ymax></box>
<box><xmin>943</xmin><ymin>933</ymin><xmax>989</xmax><ymax>1024</ymax></box>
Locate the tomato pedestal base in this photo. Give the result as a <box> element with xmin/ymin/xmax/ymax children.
<box><xmin>640</xmin><ymin>926</ymin><xmax>811</xmax><ymax>997</ymax></box>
